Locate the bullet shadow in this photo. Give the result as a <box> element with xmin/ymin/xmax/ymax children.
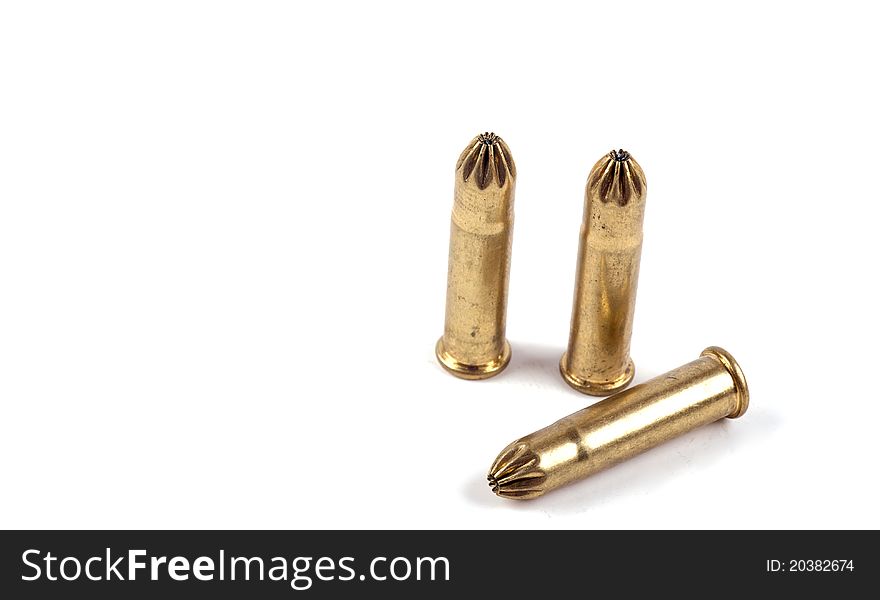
<box><xmin>501</xmin><ymin>340</ymin><xmax>663</xmax><ymax>394</ymax></box>
<box><xmin>499</xmin><ymin>341</ymin><xmax>582</xmax><ymax>395</ymax></box>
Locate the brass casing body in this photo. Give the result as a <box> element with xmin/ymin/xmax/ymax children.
<box><xmin>490</xmin><ymin>347</ymin><xmax>749</xmax><ymax>499</ymax></box>
<box><xmin>436</xmin><ymin>133</ymin><xmax>516</xmax><ymax>379</ymax></box>
<box><xmin>561</xmin><ymin>150</ymin><xmax>647</xmax><ymax>395</ymax></box>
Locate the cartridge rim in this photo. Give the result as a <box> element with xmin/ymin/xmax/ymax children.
<box><xmin>558</xmin><ymin>354</ymin><xmax>635</xmax><ymax>396</ymax></box>
<box><xmin>435</xmin><ymin>338</ymin><xmax>511</xmax><ymax>380</ymax></box>
<box><xmin>701</xmin><ymin>346</ymin><xmax>750</xmax><ymax>419</ymax></box>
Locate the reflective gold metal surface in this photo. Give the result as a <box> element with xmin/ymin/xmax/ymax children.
<box><xmin>560</xmin><ymin>149</ymin><xmax>646</xmax><ymax>395</ymax></box>
<box><xmin>436</xmin><ymin>133</ymin><xmax>516</xmax><ymax>380</ymax></box>
<box><xmin>490</xmin><ymin>347</ymin><xmax>749</xmax><ymax>499</ymax></box>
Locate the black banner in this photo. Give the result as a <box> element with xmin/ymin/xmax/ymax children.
<box><xmin>1</xmin><ymin>531</ymin><xmax>875</xmax><ymax>597</ymax></box>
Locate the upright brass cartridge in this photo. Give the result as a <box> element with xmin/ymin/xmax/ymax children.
<box><xmin>561</xmin><ymin>149</ymin><xmax>647</xmax><ymax>395</ymax></box>
<box><xmin>436</xmin><ymin>133</ymin><xmax>516</xmax><ymax>379</ymax></box>
<box><xmin>489</xmin><ymin>347</ymin><xmax>749</xmax><ymax>499</ymax></box>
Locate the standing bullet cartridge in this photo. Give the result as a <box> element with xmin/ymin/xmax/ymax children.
<box><xmin>436</xmin><ymin>133</ymin><xmax>516</xmax><ymax>379</ymax></box>
<box><xmin>561</xmin><ymin>149</ymin><xmax>647</xmax><ymax>395</ymax></box>
<box><xmin>489</xmin><ymin>346</ymin><xmax>749</xmax><ymax>499</ymax></box>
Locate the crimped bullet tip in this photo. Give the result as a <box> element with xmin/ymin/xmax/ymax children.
<box><xmin>487</xmin><ymin>442</ymin><xmax>546</xmax><ymax>500</ymax></box>
<box><xmin>478</xmin><ymin>132</ymin><xmax>499</xmax><ymax>145</ymax></box>
<box><xmin>610</xmin><ymin>148</ymin><xmax>630</xmax><ymax>162</ymax></box>
<box><xmin>456</xmin><ymin>132</ymin><xmax>516</xmax><ymax>190</ymax></box>
<box><xmin>589</xmin><ymin>148</ymin><xmax>645</xmax><ymax>207</ymax></box>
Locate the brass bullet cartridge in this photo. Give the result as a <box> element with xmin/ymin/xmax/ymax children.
<box><xmin>489</xmin><ymin>346</ymin><xmax>749</xmax><ymax>499</ymax></box>
<box><xmin>561</xmin><ymin>149</ymin><xmax>647</xmax><ymax>395</ymax></box>
<box><xmin>436</xmin><ymin>133</ymin><xmax>516</xmax><ymax>379</ymax></box>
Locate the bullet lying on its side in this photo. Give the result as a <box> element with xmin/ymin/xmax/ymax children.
<box><xmin>489</xmin><ymin>347</ymin><xmax>749</xmax><ymax>499</ymax></box>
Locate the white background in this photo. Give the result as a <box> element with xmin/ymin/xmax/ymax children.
<box><xmin>2</xmin><ymin>1</ymin><xmax>878</xmax><ymax>529</ymax></box>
